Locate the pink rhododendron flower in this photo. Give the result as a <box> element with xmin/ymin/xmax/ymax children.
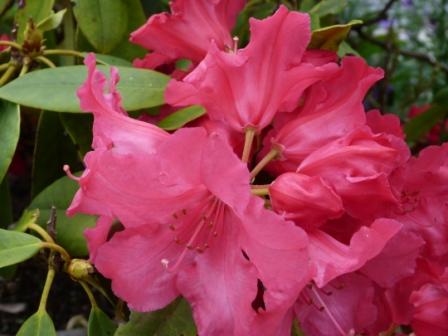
<box><xmin>165</xmin><ymin>6</ymin><xmax>338</xmax><ymax>133</ymax></box>
<box><xmin>263</xmin><ymin>56</ymin><xmax>384</xmax><ymax>173</ymax></box>
<box><xmin>68</xmin><ymin>54</ymin><xmax>311</xmax><ymax>336</ymax></box>
<box><xmin>131</xmin><ymin>0</ymin><xmax>245</xmax><ymax>69</ymax></box>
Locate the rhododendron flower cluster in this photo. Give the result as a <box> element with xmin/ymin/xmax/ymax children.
<box><xmin>66</xmin><ymin>2</ymin><xmax>448</xmax><ymax>335</ymax></box>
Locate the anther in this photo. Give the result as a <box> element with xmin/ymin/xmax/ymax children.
<box><xmin>161</xmin><ymin>259</ymin><xmax>169</xmax><ymax>268</ymax></box>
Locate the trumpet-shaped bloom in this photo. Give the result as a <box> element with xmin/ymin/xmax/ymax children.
<box><xmin>68</xmin><ymin>55</ymin><xmax>311</xmax><ymax>336</ymax></box>
<box><xmin>165</xmin><ymin>5</ymin><xmax>338</xmax><ymax>133</ymax></box>
<box><xmin>131</xmin><ymin>0</ymin><xmax>245</xmax><ymax>67</ymax></box>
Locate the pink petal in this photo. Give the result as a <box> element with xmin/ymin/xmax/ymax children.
<box><xmin>130</xmin><ymin>0</ymin><xmax>244</xmax><ymax>63</ymax></box>
<box><xmin>268</xmin><ymin>57</ymin><xmax>383</xmax><ymax>171</ymax></box>
<box><xmin>84</xmin><ymin>215</ymin><xmax>114</xmax><ymax>262</ymax></box>
<box><xmin>360</xmin><ymin>229</ymin><xmax>425</xmax><ymax>287</ymax></box>
<box><xmin>166</xmin><ymin>6</ymin><xmax>337</xmax><ymax>132</ymax></box>
<box><xmin>309</xmin><ymin>218</ymin><xmax>402</xmax><ymax>287</ymax></box>
<box><xmin>270</xmin><ymin>172</ymin><xmax>344</xmax><ymax>231</ymax></box>
<box><xmin>95</xmin><ymin>225</ymin><xmax>182</xmax><ymax>311</ymax></box>
<box><xmin>366</xmin><ymin>109</ymin><xmax>404</xmax><ymax>139</ymax></box>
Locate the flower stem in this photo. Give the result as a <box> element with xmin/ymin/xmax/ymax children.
<box><xmin>43</xmin><ymin>49</ymin><xmax>85</xmax><ymax>58</ymax></box>
<box><xmin>0</xmin><ymin>40</ymin><xmax>22</xmax><ymax>50</ymax></box>
<box><xmin>27</xmin><ymin>223</ymin><xmax>55</xmax><ymax>243</ymax></box>
<box><xmin>0</xmin><ymin>64</ymin><xmax>16</xmax><ymax>86</ymax></box>
<box><xmin>38</xmin><ymin>266</ymin><xmax>56</xmax><ymax>312</ymax></box>
<box><xmin>251</xmin><ymin>188</ymin><xmax>269</xmax><ymax>196</ymax></box>
<box><xmin>0</xmin><ymin>63</ymin><xmax>10</xmax><ymax>72</ymax></box>
<box><xmin>79</xmin><ymin>281</ymin><xmax>97</xmax><ymax>308</ymax></box>
<box><xmin>84</xmin><ymin>276</ymin><xmax>115</xmax><ymax>306</ymax></box>
<box><xmin>35</xmin><ymin>55</ymin><xmax>56</xmax><ymax>68</ymax></box>
<box><xmin>40</xmin><ymin>242</ymin><xmax>71</xmax><ymax>263</ymax></box>
<box><xmin>250</xmin><ymin>148</ymin><xmax>279</xmax><ymax>178</ymax></box>
<box><xmin>242</xmin><ymin>127</ymin><xmax>256</xmax><ymax>163</ymax></box>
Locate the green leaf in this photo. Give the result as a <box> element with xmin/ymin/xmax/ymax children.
<box><xmin>37</xmin><ymin>9</ymin><xmax>67</xmax><ymax>32</ymax></box>
<box><xmin>32</xmin><ymin>112</ymin><xmax>82</xmax><ymax>197</ymax></box>
<box><xmin>309</xmin><ymin>0</ymin><xmax>348</xmax><ymax>18</ymax></box>
<box><xmin>0</xmin><ymin>178</ymin><xmax>12</xmax><ymax>228</ymax></box>
<box><xmin>88</xmin><ymin>307</ymin><xmax>117</xmax><ymax>336</ymax></box>
<box><xmin>158</xmin><ymin>105</ymin><xmax>206</xmax><ymax>131</ymax></box>
<box><xmin>92</xmin><ymin>54</ymin><xmax>133</xmax><ymax>67</ymax></box>
<box><xmin>29</xmin><ymin>175</ymin><xmax>96</xmax><ymax>257</ymax></box>
<box><xmin>0</xmin><ymin>229</ymin><xmax>42</xmax><ymax>268</ymax></box>
<box><xmin>309</xmin><ymin>20</ymin><xmax>363</xmax><ymax>51</ymax></box>
<box><xmin>59</xmin><ymin>113</ymin><xmax>93</xmax><ymax>158</ymax></box>
<box><xmin>0</xmin><ymin>99</ymin><xmax>20</xmax><ymax>183</ymax></box>
<box><xmin>73</xmin><ymin>0</ymin><xmax>128</xmax><ymax>53</ymax></box>
<box><xmin>16</xmin><ymin>310</ymin><xmax>57</xmax><ymax>336</ymax></box>
<box><xmin>0</xmin><ymin>66</ymin><xmax>169</xmax><ymax>113</ymax></box>
<box><xmin>15</xmin><ymin>0</ymin><xmax>55</xmax><ymax>42</ymax></box>
<box><xmin>14</xmin><ymin>209</ymin><xmax>40</xmax><ymax>233</ymax></box>
<box><xmin>115</xmin><ymin>298</ymin><xmax>196</xmax><ymax>336</ymax></box>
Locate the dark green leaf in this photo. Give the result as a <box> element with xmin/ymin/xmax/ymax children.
<box><xmin>29</xmin><ymin>175</ymin><xmax>96</xmax><ymax>257</ymax></box>
<box><xmin>15</xmin><ymin>0</ymin><xmax>54</xmax><ymax>42</ymax></box>
<box><xmin>59</xmin><ymin>113</ymin><xmax>93</xmax><ymax>158</ymax></box>
<box><xmin>115</xmin><ymin>298</ymin><xmax>196</xmax><ymax>336</ymax></box>
<box><xmin>0</xmin><ymin>99</ymin><xmax>20</xmax><ymax>183</ymax></box>
<box><xmin>73</xmin><ymin>0</ymin><xmax>128</xmax><ymax>53</ymax></box>
<box><xmin>0</xmin><ymin>229</ymin><xmax>42</xmax><ymax>268</ymax></box>
<box><xmin>0</xmin><ymin>178</ymin><xmax>12</xmax><ymax>228</ymax></box>
<box><xmin>405</xmin><ymin>105</ymin><xmax>448</xmax><ymax>143</ymax></box>
<box><xmin>16</xmin><ymin>310</ymin><xmax>57</xmax><ymax>336</ymax></box>
<box><xmin>32</xmin><ymin>112</ymin><xmax>82</xmax><ymax>197</ymax></box>
<box><xmin>158</xmin><ymin>105</ymin><xmax>206</xmax><ymax>131</ymax></box>
<box><xmin>0</xmin><ymin>66</ymin><xmax>169</xmax><ymax>112</ymax></box>
<box><xmin>88</xmin><ymin>307</ymin><xmax>117</xmax><ymax>336</ymax></box>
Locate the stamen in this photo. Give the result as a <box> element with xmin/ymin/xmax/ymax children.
<box><xmin>310</xmin><ymin>285</ymin><xmax>346</xmax><ymax>336</ymax></box>
<box><xmin>251</xmin><ymin>188</ymin><xmax>269</xmax><ymax>196</ymax></box>
<box><xmin>63</xmin><ymin>165</ymin><xmax>80</xmax><ymax>182</ymax></box>
<box><xmin>232</xmin><ymin>36</ymin><xmax>239</xmax><ymax>53</ymax></box>
<box><xmin>250</xmin><ymin>148</ymin><xmax>280</xmax><ymax>178</ymax></box>
<box><xmin>242</xmin><ymin>127</ymin><xmax>256</xmax><ymax>163</ymax></box>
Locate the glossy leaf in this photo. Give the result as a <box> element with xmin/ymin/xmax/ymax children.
<box><xmin>115</xmin><ymin>298</ymin><xmax>196</xmax><ymax>336</ymax></box>
<box><xmin>0</xmin><ymin>178</ymin><xmax>12</xmax><ymax>228</ymax></box>
<box><xmin>88</xmin><ymin>307</ymin><xmax>117</xmax><ymax>336</ymax></box>
<box><xmin>37</xmin><ymin>9</ymin><xmax>67</xmax><ymax>32</ymax></box>
<box><xmin>73</xmin><ymin>0</ymin><xmax>128</xmax><ymax>53</ymax></box>
<box><xmin>29</xmin><ymin>175</ymin><xmax>96</xmax><ymax>257</ymax></box>
<box><xmin>0</xmin><ymin>229</ymin><xmax>42</xmax><ymax>268</ymax></box>
<box><xmin>0</xmin><ymin>99</ymin><xmax>20</xmax><ymax>183</ymax></box>
<box><xmin>309</xmin><ymin>20</ymin><xmax>362</xmax><ymax>51</ymax></box>
<box><xmin>16</xmin><ymin>311</ymin><xmax>57</xmax><ymax>336</ymax></box>
<box><xmin>32</xmin><ymin>112</ymin><xmax>82</xmax><ymax>197</ymax></box>
<box><xmin>0</xmin><ymin>66</ymin><xmax>169</xmax><ymax>113</ymax></box>
<box><xmin>15</xmin><ymin>0</ymin><xmax>54</xmax><ymax>42</ymax></box>
<box><xmin>158</xmin><ymin>105</ymin><xmax>206</xmax><ymax>131</ymax></box>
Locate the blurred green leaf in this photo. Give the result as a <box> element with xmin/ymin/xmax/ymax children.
<box><xmin>0</xmin><ymin>229</ymin><xmax>42</xmax><ymax>268</ymax></box>
<box><xmin>16</xmin><ymin>310</ymin><xmax>57</xmax><ymax>336</ymax></box>
<box><xmin>15</xmin><ymin>0</ymin><xmax>54</xmax><ymax>42</ymax></box>
<box><xmin>158</xmin><ymin>105</ymin><xmax>206</xmax><ymax>131</ymax></box>
<box><xmin>309</xmin><ymin>20</ymin><xmax>362</xmax><ymax>51</ymax></box>
<box><xmin>0</xmin><ymin>178</ymin><xmax>12</xmax><ymax>229</ymax></box>
<box><xmin>92</xmin><ymin>54</ymin><xmax>133</xmax><ymax>67</ymax></box>
<box><xmin>73</xmin><ymin>0</ymin><xmax>128</xmax><ymax>53</ymax></box>
<box><xmin>0</xmin><ymin>65</ymin><xmax>169</xmax><ymax>112</ymax></box>
<box><xmin>32</xmin><ymin>112</ymin><xmax>82</xmax><ymax>197</ymax></box>
<box><xmin>115</xmin><ymin>298</ymin><xmax>196</xmax><ymax>336</ymax></box>
<box><xmin>0</xmin><ymin>99</ymin><xmax>20</xmax><ymax>183</ymax></box>
<box><xmin>29</xmin><ymin>175</ymin><xmax>96</xmax><ymax>257</ymax></box>
<box><xmin>88</xmin><ymin>307</ymin><xmax>117</xmax><ymax>336</ymax></box>
<box><xmin>309</xmin><ymin>0</ymin><xmax>348</xmax><ymax>18</ymax></box>
<box><xmin>37</xmin><ymin>9</ymin><xmax>66</xmax><ymax>32</ymax></box>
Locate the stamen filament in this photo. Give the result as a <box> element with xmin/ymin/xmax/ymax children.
<box><xmin>311</xmin><ymin>285</ymin><xmax>346</xmax><ymax>336</ymax></box>
<box><xmin>64</xmin><ymin>164</ymin><xmax>80</xmax><ymax>181</ymax></box>
<box><xmin>251</xmin><ymin>188</ymin><xmax>269</xmax><ymax>196</ymax></box>
<box><xmin>250</xmin><ymin>148</ymin><xmax>279</xmax><ymax>178</ymax></box>
<box><xmin>242</xmin><ymin>127</ymin><xmax>256</xmax><ymax>163</ymax></box>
